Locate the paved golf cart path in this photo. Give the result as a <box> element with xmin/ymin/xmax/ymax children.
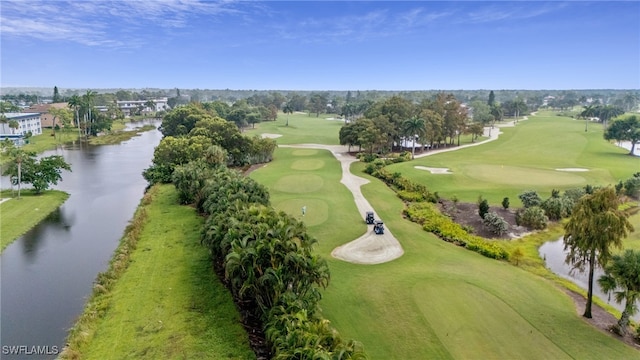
<box><xmin>279</xmin><ymin>115</ymin><xmax>530</xmax><ymax>264</ymax></box>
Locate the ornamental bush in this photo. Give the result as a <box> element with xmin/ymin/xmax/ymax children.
<box><xmin>516</xmin><ymin>206</ymin><xmax>548</xmax><ymax>230</ymax></box>
<box><xmin>483</xmin><ymin>211</ymin><xmax>509</xmax><ymax>236</ymax></box>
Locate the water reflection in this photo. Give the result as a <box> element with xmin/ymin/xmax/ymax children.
<box><xmin>539</xmin><ymin>238</ymin><xmax>640</xmax><ymax>321</ymax></box>
<box><xmin>0</xmin><ymin>121</ymin><xmax>161</xmax><ymax>359</ymax></box>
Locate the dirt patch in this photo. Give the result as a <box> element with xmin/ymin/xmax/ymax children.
<box><xmin>565</xmin><ymin>289</ymin><xmax>640</xmax><ymax>349</ymax></box>
<box><xmin>439</xmin><ymin>200</ymin><xmax>530</xmax><ymax>239</ymax></box>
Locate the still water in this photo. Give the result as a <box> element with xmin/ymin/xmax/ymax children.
<box><xmin>1</xmin><ymin>122</ymin><xmax>161</xmax><ymax>359</ymax></box>
<box><xmin>539</xmin><ymin>238</ymin><xmax>640</xmax><ymax>321</ymax></box>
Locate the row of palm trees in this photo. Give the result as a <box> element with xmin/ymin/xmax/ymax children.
<box><xmin>577</xmin><ymin>104</ymin><xmax>624</xmax><ymax>131</ymax></box>
<box><xmin>168</xmin><ymin>149</ymin><xmax>366</xmax><ymax>357</ymax></box>
<box><xmin>67</xmin><ymin>90</ymin><xmax>97</xmax><ymax>138</ymax></box>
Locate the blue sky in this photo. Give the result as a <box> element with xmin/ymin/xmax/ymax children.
<box><xmin>1</xmin><ymin>1</ymin><xmax>638</xmax><ymax>90</ymax></box>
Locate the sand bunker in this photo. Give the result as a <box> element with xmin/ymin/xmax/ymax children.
<box><xmin>261</xmin><ymin>133</ymin><xmax>282</xmax><ymax>139</ymax></box>
<box><xmin>414</xmin><ymin>166</ymin><xmax>452</xmax><ymax>174</ymax></box>
<box><xmin>555</xmin><ymin>168</ymin><xmax>589</xmax><ymax>172</ymax></box>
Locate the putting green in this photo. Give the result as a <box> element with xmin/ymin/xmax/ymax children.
<box><xmin>291</xmin><ymin>159</ymin><xmax>325</xmax><ymax>171</ymax></box>
<box><xmin>464</xmin><ymin>164</ymin><xmax>587</xmax><ymax>187</ymax></box>
<box><xmin>292</xmin><ymin>149</ymin><xmax>319</xmax><ymax>156</ymax></box>
<box><xmin>274</xmin><ymin>198</ymin><xmax>329</xmax><ymax>227</ymax></box>
<box><xmin>273</xmin><ymin>174</ymin><xmax>324</xmax><ymax>193</ymax></box>
<box><xmin>414</xmin><ymin>279</ymin><xmax>570</xmax><ymax>359</ymax></box>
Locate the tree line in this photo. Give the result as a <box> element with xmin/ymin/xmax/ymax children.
<box><xmin>145</xmin><ymin>105</ymin><xmax>367</xmax><ymax>358</ymax></box>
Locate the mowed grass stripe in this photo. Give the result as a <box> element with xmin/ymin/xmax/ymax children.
<box><xmin>81</xmin><ymin>185</ymin><xmax>254</xmax><ymax>359</ymax></box>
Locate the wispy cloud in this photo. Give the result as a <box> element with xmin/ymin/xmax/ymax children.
<box><xmin>275</xmin><ymin>6</ymin><xmax>453</xmax><ymax>44</ymax></box>
<box><xmin>464</xmin><ymin>2</ymin><xmax>567</xmax><ymax>24</ymax></box>
<box><xmin>0</xmin><ymin>0</ymin><xmax>244</xmax><ymax>48</ymax></box>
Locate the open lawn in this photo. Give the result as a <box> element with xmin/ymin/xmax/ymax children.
<box><xmin>72</xmin><ymin>185</ymin><xmax>254</xmax><ymax>359</ymax></box>
<box><xmin>250</xmin><ymin>146</ymin><xmax>638</xmax><ymax>359</ymax></box>
<box><xmin>0</xmin><ymin>189</ymin><xmax>69</xmax><ymax>253</ymax></box>
<box><xmin>388</xmin><ymin>113</ymin><xmax>639</xmax><ymax>206</ymax></box>
<box><xmin>244</xmin><ymin>111</ymin><xmax>345</xmax><ymax>145</ymax></box>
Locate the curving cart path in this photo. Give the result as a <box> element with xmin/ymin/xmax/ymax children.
<box><xmin>278</xmin><ymin>115</ymin><xmax>530</xmax><ymax>264</ymax></box>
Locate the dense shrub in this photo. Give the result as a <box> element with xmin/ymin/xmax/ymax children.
<box><xmin>478</xmin><ymin>197</ymin><xmax>490</xmax><ymax>219</ymax></box>
<box><xmin>623</xmin><ymin>175</ymin><xmax>640</xmax><ymax>198</ymax></box>
<box><xmin>541</xmin><ymin>196</ymin><xmax>573</xmax><ymax>221</ymax></box>
<box><xmin>518</xmin><ymin>190</ymin><xmax>542</xmax><ymax>208</ymax></box>
<box><xmin>502</xmin><ymin>197</ymin><xmax>510</xmax><ymax>210</ymax></box>
<box><xmin>563</xmin><ymin>187</ymin><xmax>586</xmax><ymax>202</ymax></box>
<box><xmin>404</xmin><ymin>203</ymin><xmax>509</xmax><ymax>260</ymax></box>
<box><xmin>483</xmin><ymin>212</ymin><xmax>509</xmax><ymax>236</ymax></box>
<box><xmin>515</xmin><ymin>206</ymin><xmax>548</xmax><ymax>230</ymax></box>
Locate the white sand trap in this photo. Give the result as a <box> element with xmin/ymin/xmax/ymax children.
<box><xmin>0</xmin><ymin>198</ymin><xmax>11</xmax><ymax>205</ymax></box>
<box><xmin>555</xmin><ymin>168</ymin><xmax>589</xmax><ymax>172</ymax></box>
<box><xmin>261</xmin><ymin>133</ymin><xmax>282</xmax><ymax>139</ymax></box>
<box><xmin>414</xmin><ymin>166</ymin><xmax>452</xmax><ymax>174</ymax></box>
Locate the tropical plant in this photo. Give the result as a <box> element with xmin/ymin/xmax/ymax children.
<box><xmin>283</xmin><ymin>102</ymin><xmax>293</xmax><ymax>127</ymax></box>
<box><xmin>401</xmin><ymin>116</ymin><xmax>425</xmax><ymax>159</ymax></box>
<box><xmin>564</xmin><ymin>187</ymin><xmax>633</xmax><ymax>318</ymax></box>
<box><xmin>598</xmin><ymin>249</ymin><xmax>640</xmax><ymax>336</ymax></box>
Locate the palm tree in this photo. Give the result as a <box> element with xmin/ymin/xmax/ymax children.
<box><xmin>144</xmin><ymin>100</ymin><xmax>156</xmax><ymax>116</ymax></box>
<box><xmin>8</xmin><ymin>120</ymin><xmax>19</xmax><ymax>135</ymax></box>
<box><xmin>596</xmin><ymin>105</ymin><xmax>624</xmax><ymax>128</ymax></box>
<box><xmin>598</xmin><ymin>249</ymin><xmax>640</xmax><ymax>336</ymax></box>
<box><xmin>82</xmin><ymin>90</ymin><xmax>97</xmax><ymax>136</ymax></box>
<box><xmin>563</xmin><ymin>187</ymin><xmax>633</xmax><ymax>318</ymax></box>
<box><xmin>579</xmin><ymin>105</ymin><xmax>597</xmax><ymax>132</ymax></box>
<box><xmin>283</xmin><ymin>102</ymin><xmax>293</xmax><ymax>126</ymax></box>
<box><xmin>68</xmin><ymin>95</ymin><xmax>82</xmax><ymax>139</ymax></box>
<box><xmin>402</xmin><ymin>116</ymin><xmax>425</xmax><ymax>159</ymax></box>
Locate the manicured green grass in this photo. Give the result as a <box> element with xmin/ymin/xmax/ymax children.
<box><xmin>244</xmin><ymin>112</ymin><xmax>344</xmax><ymax>145</ymax></box>
<box><xmin>89</xmin><ymin>125</ymin><xmax>157</xmax><ymax>145</ymax></box>
<box><xmin>22</xmin><ymin>129</ymin><xmax>79</xmax><ymax>153</ymax></box>
<box><xmin>0</xmin><ymin>189</ymin><xmax>69</xmax><ymax>253</ymax></box>
<box><xmin>250</xmin><ymin>146</ymin><xmax>639</xmax><ymax>359</ymax></box>
<box><xmin>388</xmin><ymin>113</ymin><xmax>639</xmax><ymax>206</ymax></box>
<box><xmin>74</xmin><ymin>185</ymin><xmax>254</xmax><ymax>359</ymax></box>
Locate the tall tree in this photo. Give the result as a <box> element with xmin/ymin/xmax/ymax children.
<box><xmin>402</xmin><ymin>116</ymin><xmax>426</xmax><ymax>159</ymax></box>
<box><xmin>604</xmin><ymin>115</ymin><xmax>640</xmax><ymax>155</ymax></box>
<box><xmin>283</xmin><ymin>102</ymin><xmax>293</xmax><ymax>126</ymax></box>
<box><xmin>598</xmin><ymin>249</ymin><xmax>640</xmax><ymax>336</ymax></box>
<box><xmin>68</xmin><ymin>95</ymin><xmax>83</xmax><ymax>139</ymax></box>
<box><xmin>488</xmin><ymin>90</ymin><xmax>496</xmax><ymax>107</ymax></box>
<box><xmin>52</xmin><ymin>86</ymin><xmax>62</xmax><ymax>103</ymax></box>
<box><xmin>8</xmin><ymin>120</ymin><xmax>19</xmax><ymax>134</ymax></box>
<box><xmin>563</xmin><ymin>187</ymin><xmax>633</xmax><ymax>318</ymax></box>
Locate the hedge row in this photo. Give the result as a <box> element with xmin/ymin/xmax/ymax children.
<box><xmin>404</xmin><ymin>202</ymin><xmax>509</xmax><ymax>260</ymax></box>
<box><xmin>172</xmin><ymin>162</ymin><xmax>367</xmax><ymax>359</ymax></box>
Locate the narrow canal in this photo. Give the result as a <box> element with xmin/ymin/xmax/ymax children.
<box><xmin>1</xmin><ymin>122</ymin><xmax>161</xmax><ymax>359</ymax></box>
<box><xmin>539</xmin><ymin>238</ymin><xmax>640</xmax><ymax>321</ymax></box>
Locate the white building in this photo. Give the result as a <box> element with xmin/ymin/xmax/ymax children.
<box><xmin>1</xmin><ymin>112</ymin><xmax>42</xmax><ymax>136</ymax></box>
<box><xmin>116</xmin><ymin>98</ymin><xmax>169</xmax><ymax>116</ymax></box>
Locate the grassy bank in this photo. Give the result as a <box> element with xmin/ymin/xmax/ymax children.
<box><xmin>251</xmin><ymin>145</ymin><xmax>639</xmax><ymax>358</ymax></box>
<box><xmin>62</xmin><ymin>184</ymin><xmax>254</xmax><ymax>359</ymax></box>
<box><xmin>0</xmin><ymin>189</ymin><xmax>69</xmax><ymax>253</ymax></box>
<box><xmin>89</xmin><ymin>124</ymin><xmax>157</xmax><ymax>145</ymax></box>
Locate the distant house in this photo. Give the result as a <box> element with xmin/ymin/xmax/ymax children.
<box><xmin>22</xmin><ymin>103</ymin><xmax>68</xmax><ymax>128</ymax></box>
<box><xmin>1</xmin><ymin>112</ymin><xmax>42</xmax><ymax>145</ymax></box>
<box><xmin>116</xmin><ymin>98</ymin><xmax>168</xmax><ymax>117</ymax></box>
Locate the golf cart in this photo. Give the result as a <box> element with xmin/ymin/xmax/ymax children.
<box><xmin>365</xmin><ymin>211</ymin><xmax>375</xmax><ymax>224</ymax></box>
<box><xmin>373</xmin><ymin>220</ymin><xmax>384</xmax><ymax>235</ymax></box>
